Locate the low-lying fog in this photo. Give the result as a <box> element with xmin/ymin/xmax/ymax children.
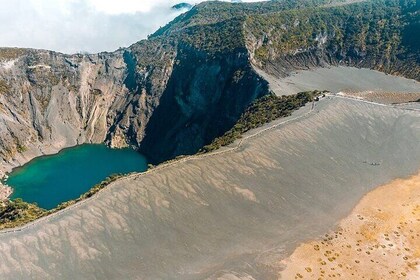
<box><xmin>0</xmin><ymin>0</ymin><xmax>266</xmax><ymax>54</ymax></box>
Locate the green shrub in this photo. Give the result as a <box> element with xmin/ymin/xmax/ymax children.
<box><xmin>0</xmin><ymin>199</ymin><xmax>46</xmax><ymax>229</ymax></box>
<box><xmin>0</xmin><ymin>174</ymin><xmax>126</xmax><ymax>230</ymax></box>
<box><xmin>200</xmin><ymin>90</ymin><xmax>322</xmax><ymax>153</ymax></box>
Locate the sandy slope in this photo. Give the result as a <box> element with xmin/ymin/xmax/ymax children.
<box><xmin>255</xmin><ymin>66</ymin><xmax>420</xmax><ymax>96</ymax></box>
<box><xmin>0</xmin><ymin>97</ymin><xmax>418</xmax><ymax>279</ymax></box>
<box><xmin>279</xmin><ymin>172</ymin><xmax>420</xmax><ymax>280</ymax></box>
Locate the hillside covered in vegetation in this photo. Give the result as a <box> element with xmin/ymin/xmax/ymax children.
<box><xmin>0</xmin><ymin>0</ymin><xmax>417</xmax><ymax>170</ymax></box>
<box><xmin>151</xmin><ymin>0</ymin><xmax>419</xmax><ymax>80</ymax></box>
<box><xmin>246</xmin><ymin>0</ymin><xmax>419</xmax><ymax>79</ymax></box>
<box><xmin>138</xmin><ymin>0</ymin><xmax>418</xmax><ymax>163</ymax></box>
<box><xmin>152</xmin><ymin>0</ymin><xmax>352</xmax><ymax>38</ymax></box>
<box><xmin>200</xmin><ymin>90</ymin><xmax>322</xmax><ymax>153</ymax></box>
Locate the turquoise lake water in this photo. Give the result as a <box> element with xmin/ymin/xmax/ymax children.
<box><xmin>4</xmin><ymin>144</ymin><xmax>148</xmax><ymax>210</ymax></box>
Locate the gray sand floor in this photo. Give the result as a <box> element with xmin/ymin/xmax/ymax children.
<box><xmin>255</xmin><ymin>66</ymin><xmax>420</xmax><ymax>95</ymax></box>
<box><xmin>0</xmin><ymin>96</ymin><xmax>419</xmax><ymax>280</ymax></box>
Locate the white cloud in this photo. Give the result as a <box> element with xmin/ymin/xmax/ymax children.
<box><xmin>88</xmin><ymin>0</ymin><xmax>170</xmax><ymax>14</ymax></box>
<box><xmin>0</xmin><ymin>0</ymin><xmax>266</xmax><ymax>54</ymax></box>
<box><xmin>88</xmin><ymin>0</ymin><xmax>267</xmax><ymax>14</ymax></box>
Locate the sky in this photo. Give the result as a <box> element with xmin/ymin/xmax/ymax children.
<box><xmin>0</xmin><ymin>0</ymin><xmax>265</xmax><ymax>54</ymax></box>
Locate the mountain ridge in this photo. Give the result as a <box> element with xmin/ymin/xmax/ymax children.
<box><xmin>0</xmin><ymin>1</ymin><xmax>419</xmax><ymax>278</ymax></box>
<box><xmin>0</xmin><ymin>0</ymin><xmax>418</xmax><ymax>171</ymax></box>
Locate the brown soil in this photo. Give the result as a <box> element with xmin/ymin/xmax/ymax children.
<box><xmin>279</xmin><ymin>171</ymin><xmax>420</xmax><ymax>280</ymax></box>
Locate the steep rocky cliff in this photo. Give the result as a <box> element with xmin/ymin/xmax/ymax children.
<box><xmin>0</xmin><ymin>48</ymin><xmax>155</xmax><ymax>173</ymax></box>
<box><xmin>0</xmin><ymin>35</ymin><xmax>268</xmax><ymax>171</ymax></box>
<box><xmin>0</xmin><ymin>0</ymin><xmax>418</xmax><ymax>173</ymax></box>
<box><xmin>0</xmin><ymin>49</ymin><xmax>125</xmax><ymax>169</ymax></box>
<box><xmin>139</xmin><ymin>46</ymin><xmax>267</xmax><ymax>163</ymax></box>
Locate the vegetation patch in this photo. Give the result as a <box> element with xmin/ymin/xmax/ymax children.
<box><xmin>245</xmin><ymin>0</ymin><xmax>419</xmax><ymax>78</ymax></box>
<box><xmin>200</xmin><ymin>90</ymin><xmax>322</xmax><ymax>153</ymax></box>
<box><xmin>179</xmin><ymin>18</ymin><xmax>246</xmax><ymax>54</ymax></box>
<box><xmin>16</xmin><ymin>143</ymin><xmax>27</xmax><ymax>154</ymax></box>
<box><xmin>152</xmin><ymin>0</ymin><xmax>350</xmax><ymax>38</ymax></box>
<box><xmin>0</xmin><ymin>199</ymin><xmax>45</xmax><ymax>230</ymax></box>
<box><xmin>255</xmin><ymin>46</ymin><xmax>269</xmax><ymax>61</ymax></box>
<box><xmin>0</xmin><ymin>48</ymin><xmax>25</xmax><ymax>61</ymax></box>
<box><xmin>0</xmin><ymin>174</ymin><xmax>125</xmax><ymax>230</ymax></box>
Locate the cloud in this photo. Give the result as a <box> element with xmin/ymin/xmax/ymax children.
<box><xmin>0</xmin><ymin>0</ymin><xmax>266</xmax><ymax>54</ymax></box>
<box><xmin>87</xmin><ymin>0</ymin><xmax>266</xmax><ymax>14</ymax></box>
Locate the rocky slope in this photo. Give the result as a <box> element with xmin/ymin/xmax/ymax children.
<box><xmin>0</xmin><ymin>49</ymin><xmax>126</xmax><ymax>165</ymax></box>
<box><xmin>0</xmin><ymin>41</ymin><xmax>267</xmax><ymax>171</ymax></box>
<box><xmin>245</xmin><ymin>0</ymin><xmax>420</xmax><ymax>79</ymax></box>
<box><xmin>0</xmin><ymin>25</ymin><xmax>270</xmax><ymax>172</ymax></box>
<box><xmin>0</xmin><ymin>0</ymin><xmax>418</xmax><ymax>173</ymax></box>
